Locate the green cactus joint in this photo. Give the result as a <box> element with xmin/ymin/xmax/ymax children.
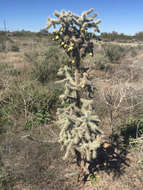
<box><xmin>46</xmin><ymin>8</ymin><xmax>103</xmax><ymax>176</ymax></box>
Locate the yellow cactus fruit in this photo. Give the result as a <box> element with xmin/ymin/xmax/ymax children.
<box><xmin>60</xmin><ymin>27</ymin><xmax>64</xmax><ymax>32</ymax></box>
<box><xmin>64</xmin><ymin>44</ymin><xmax>67</xmax><ymax>48</ymax></box>
<box><xmin>61</xmin><ymin>42</ymin><xmax>64</xmax><ymax>46</ymax></box>
<box><xmin>89</xmin><ymin>52</ymin><xmax>93</xmax><ymax>56</ymax></box>
<box><xmin>81</xmin><ymin>84</ymin><xmax>85</xmax><ymax>88</ymax></box>
<box><xmin>72</xmin><ymin>60</ymin><xmax>75</xmax><ymax>64</ymax></box>
<box><xmin>55</xmin><ymin>35</ymin><xmax>59</xmax><ymax>40</ymax></box>
<box><xmin>70</xmin><ymin>42</ymin><xmax>74</xmax><ymax>47</ymax></box>
<box><xmin>68</xmin><ymin>46</ymin><xmax>73</xmax><ymax>51</ymax></box>
<box><xmin>53</xmin><ymin>30</ymin><xmax>58</xmax><ymax>33</ymax></box>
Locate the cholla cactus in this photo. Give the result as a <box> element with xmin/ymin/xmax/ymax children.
<box><xmin>46</xmin><ymin>9</ymin><xmax>103</xmax><ymax>167</ymax></box>
<box><xmin>46</xmin><ymin>8</ymin><xmax>101</xmax><ymax>66</ymax></box>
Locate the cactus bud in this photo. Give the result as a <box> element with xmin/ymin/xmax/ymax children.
<box><xmin>81</xmin><ymin>84</ymin><xmax>85</xmax><ymax>88</ymax></box>
<box><xmin>72</xmin><ymin>60</ymin><xmax>75</xmax><ymax>64</ymax></box>
<box><xmin>60</xmin><ymin>27</ymin><xmax>64</xmax><ymax>32</ymax></box>
<box><xmin>61</xmin><ymin>42</ymin><xmax>64</xmax><ymax>46</ymax></box>
<box><xmin>55</xmin><ymin>35</ymin><xmax>59</xmax><ymax>40</ymax></box>
<box><xmin>70</xmin><ymin>42</ymin><xmax>74</xmax><ymax>47</ymax></box>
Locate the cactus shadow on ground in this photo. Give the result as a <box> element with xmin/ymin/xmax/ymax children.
<box><xmin>77</xmin><ymin>137</ymin><xmax>130</xmax><ymax>183</ymax></box>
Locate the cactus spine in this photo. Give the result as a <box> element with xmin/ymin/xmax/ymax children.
<box><xmin>46</xmin><ymin>9</ymin><xmax>102</xmax><ymax>165</ymax></box>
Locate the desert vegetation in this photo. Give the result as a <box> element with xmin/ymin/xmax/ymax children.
<box><xmin>0</xmin><ymin>9</ymin><xmax>143</xmax><ymax>190</ymax></box>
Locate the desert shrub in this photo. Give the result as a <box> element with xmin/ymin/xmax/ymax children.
<box><xmin>12</xmin><ymin>30</ymin><xmax>37</xmax><ymax>38</ymax></box>
<box><xmin>137</xmin><ymin>44</ymin><xmax>143</xmax><ymax>50</ymax></box>
<box><xmin>93</xmin><ymin>90</ymin><xmax>108</xmax><ymax>121</ymax></box>
<box><xmin>0</xmin><ymin>57</ymin><xmax>62</xmax><ymax>132</ymax></box>
<box><xmin>0</xmin><ymin>35</ymin><xmax>7</xmax><ymax>52</ymax></box>
<box><xmin>0</xmin><ymin>62</ymin><xmax>21</xmax><ymax>77</ymax></box>
<box><xmin>0</xmin><ymin>105</ymin><xmax>13</xmax><ymax>133</ymax></box>
<box><xmin>102</xmin><ymin>43</ymin><xmax>127</xmax><ymax>63</ymax></box>
<box><xmin>135</xmin><ymin>31</ymin><xmax>143</xmax><ymax>41</ymax></box>
<box><xmin>0</xmin><ymin>34</ymin><xmax>13</xmax><ymax>52</ymax></box>
<box><xmin>96</xmin><ymin>63</ymin><xmax>105</xmax><ymax>70</ymax></box>
<box><xmin>93</xmin><ymin>52</ymin><xmax>109</xmax><ymax>70</ymax></box>
<box><xmin>0</xmin><ymin>35</ymin><xmax>8</xmax><ymax>43</ymax></box>
<box><xmin>103</xmin><ymin>63</ymin><xmax>120</xmax><ymax>77</ymax></box>
<box><xmin>99</xmin><ymin>67</ymin><xmax>143</xmax><ymax>136</ymax></box>
<box><xmin>0</xmin><ymin>42</ymin><xmax>6</xmax><ymax>52</ymax></box>
<box><xmin>127</xmin><ymin>46</ymin><xmax>138</xmax><ymax>57</ymax></box>
<box><xmin>8</xmin><ymin>68</ymin><xmax>21</xmax><ymax>76</ymax></box>
<box><xmin>11</xmin><ymin>80</ymin><xmax>60</xmax><ymax>114</ymax></box>
<box><xmin>120</xmin><ymin>117</ymin><xmax>143</xmax><ymax>143</ymax></box>
<box><xmin>32</xmin><ymin>46</ymin><xmax>69</xmax><ymax>83</ymax></box>
<box><xmin>100</xmin><ymin>31</ymin><xmax>133</xmax><ymax>42</ymax></box>
<box><xmin>24</xmin><ymin>51</ymin><xmax>39</xmax><ymax>64</ymax></box>
<box><xmin>11</xmin><ymin>44</ymin><xmax>20</xmax><ymax>52</ymax></box>
<box><xmin>0</xmin><ymin>72</ymin><xmax>14</xmax><ymax>133</ymax></box>
<box><xmin>0</xmin><ymin>63</ymin><xmax>8</xmax><ymax>73</ymax></box>
<box><xmin>0</xmin><ymin>79</ymin><xmax>61</xmax><ymax>132</ymax></box>
<box><xmin>107</xmin><ymin>63</ymin><xmax>142</xmax><ymax>83</ymax></box>
<box><xmin>131</xmin><ymin>48</ymin><xmax>137</xmax><ymax>57</ymax></box>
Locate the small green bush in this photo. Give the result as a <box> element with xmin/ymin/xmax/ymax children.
<box><xmin>0</xmin><ymin>62</ymin><xmax>21</xmax><ymax>77</ymax></box>
<box><xmin>121</xmin><ymin>117</ymin><xmax>143</xmax><ymax>141</ymax></box>
<box><xmin>11</xmin><ymin>44</ymin><xmax>20</xmax><ymax>52</ymax></box>
<box><xmin>0</xmin><ymin>58</ymin><xmax>62</xmax><ymax>132</ymax></box>
<box><xmin>0</xmin><ymin>79</ymin><xmax>61</xmax><ymax>132</ymax></box>
<box><xmin>0</xmin><ymin>34</ymin><xmax>13</xmax><ymax>52</ymax></box>
<box><xmin>32</xmin><ymin>46</ymin><xmax>69</xmax><ymax>83</ymax></box>
<box><xmin>137</xmin><ymin>45</ymin><xmax>143</xmax><ymax>50</ymax></box>
<box><xmin>0</xmin><ymin>42</ymin><xmax>6</xmax><ymax>52</ymax></box>
<box><xmin>94</xmin><ymin>52</ymin><xmax>109</xmax><ymax>70</ymax></box>
<box><xmin>0</xmin><ymin>102</ymin><xmax>14</xmax><ymax>134</ymax></box>
<box><xmin>102</xmin><ymin>43</ymin><xmax>127</xmax><ymax>63</ymax></box>
<box><xmin>25</xmin><ymin>110</ymin><xmax>51</xmax><ymax>130</ymax></box>
<box><xmin>10</xmin><ymin>80</ymin><xmax>60</xmax><ymax>114</ymax></box>
<box><xmin>135</xmin><ymin>31</ymin><xmax>143</xmax><ymax>41</ymax></box>
<box><xmin>0</xmin><ymin>36</ymin><xmax>7</xmax><ymax>52</ymax></box>
<box><xmin>131</xmin><ymin>48</ymin><xmax>137</xmax><ymax>57</ymax></box>
<box><xmin>8</xmin><ymin>68</ymin><xmax>21</xmax><ymax>76</ymax></box>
